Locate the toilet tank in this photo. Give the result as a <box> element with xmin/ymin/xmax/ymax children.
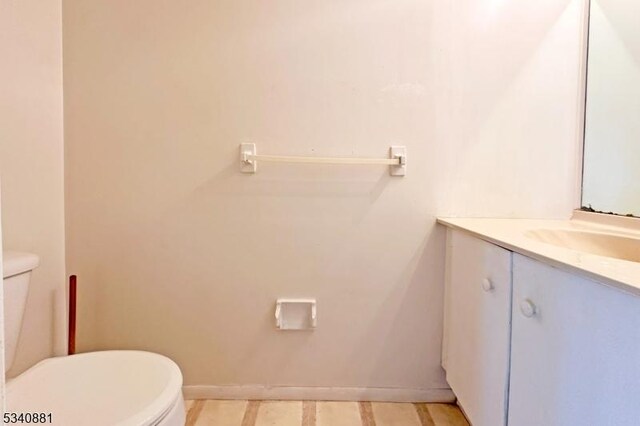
<box><xmin>2</xmin><ymin>251</ymin><xmax>39</xmax><ymax>373</ymax></box>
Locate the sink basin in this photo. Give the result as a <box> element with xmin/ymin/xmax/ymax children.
<box><xmin>525</xmin><ymin>229</ymin><xmax>640</xmax><ymax>263</ymax></box>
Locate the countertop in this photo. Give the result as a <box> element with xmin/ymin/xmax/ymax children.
<box><xmin>437</xmin><ymin>216</ymin><xmax>640</xmax><ymax>297</ymax></box>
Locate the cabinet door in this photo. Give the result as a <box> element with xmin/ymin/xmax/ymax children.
<box><xmin>444</xmin><ymin>230</ymin><xmax>512</xmax><ymax>426</ymax></box>
<box><xmin>510</xmin><ymin>254</ymin><xmax>640</xmax><ymax>426</ymax></box>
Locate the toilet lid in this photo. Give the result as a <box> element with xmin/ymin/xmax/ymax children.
<box><xmin>6</xmin><ymin>351</ymin><xmax>183</xmax><ymax>426</ymax></box>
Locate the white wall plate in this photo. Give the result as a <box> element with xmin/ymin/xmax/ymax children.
<box><xmin>275</xmin><ymin>298</ymin><xmax>317</xmax><ymax>330</ymax></box>
<box><xmin>390</xmin><ymin>146</ymin><xmax>407</xmax><ymax>176</ymax></box>
<box><xmin>240</xmin><ymin>143</ymin><xmax>257</xmax><ymax>173</ymax></box>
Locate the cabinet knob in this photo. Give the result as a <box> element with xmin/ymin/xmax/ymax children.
<box><xmin>520</xmin><ymin>299</ymin><xmax>537</xmax><ymax>318</ymax></box>
<box><xmin>481</xmin><ymin>278</ymin><xmax>494</xmax><ymax>292</ymax></box>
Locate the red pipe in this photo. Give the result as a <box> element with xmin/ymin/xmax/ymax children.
<box><xmin>68</xmin><ymin>275</ymin><xmax>77</xmax><ymax>355</ymax></box>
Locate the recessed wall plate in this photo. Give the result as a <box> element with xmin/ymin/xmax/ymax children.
<box><xmin>275</xmin><ymin>298</ymin><xmax>317</xmax><ymax>330</ymax></box>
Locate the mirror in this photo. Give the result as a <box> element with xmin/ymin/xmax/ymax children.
<box><xmin>582</xmin><ymin>0</ymin><xmax>640</xmax><ymax>217</ymax></box>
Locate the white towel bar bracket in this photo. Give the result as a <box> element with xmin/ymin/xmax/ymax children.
<box><xmin>239</xmin><ymin>143</ymin><xmax>406</xmax><ymax>176</ymax></box>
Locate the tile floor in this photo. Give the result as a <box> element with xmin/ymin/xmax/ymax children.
<box><xmin>184</xmin><ymin>400</ymin><xmax>469</xmax><ymax>426</ymax></box>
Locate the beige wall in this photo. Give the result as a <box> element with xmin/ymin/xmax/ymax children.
<box><xmin>63</xmin><ymin>0</ymin><xmax>585</xmax><ymax>394</ymax></box>
<box><xmin>0</xmin><ymin>1</ymin><xmax>66</xmax><ymax>375</ymax></box>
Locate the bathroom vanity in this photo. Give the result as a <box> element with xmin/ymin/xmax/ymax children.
<box><xmin>439</xmin><ymin>216</ymin><xmax>640</xmax><ymax>426</ymax></box>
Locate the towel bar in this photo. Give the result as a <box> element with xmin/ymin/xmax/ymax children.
<box><xmin>239</xmin><ymin>143</ymin><xmax>406</xmax><ymax>176</ymax></box>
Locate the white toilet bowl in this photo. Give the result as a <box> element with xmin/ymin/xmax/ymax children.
<box><xmin>6</xmin><ymin>351</ymin><xmax>184</xmax><ymax>426</ymax></box>
<box><xmin>2</xmin><ymin>252</ymin><xmax>186</xmax><ymax>426</ymax></box>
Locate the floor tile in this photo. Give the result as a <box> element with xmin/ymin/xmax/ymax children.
<box><xmin>414</xmin><ymin>403</ymin><xmax>436</xmax><ymax>426</ymax></box>
<box><xmin>241</xmin><ymin>401</ymin><xmax>260</xmax><ymax>426</ymax></box>
<box><xmin>317</xmin><ymin>401</ymin><xmax>362</xmax><ymax>426</ymax></box>
<box><xmin>186</xmin><ymin>400</ymin><xmax>205</xmax><ymax>426</ymax></box>
<box><xmin>426</xmin><ymin>404</ymin><xmax>469</xmax><ymax>426</ymax></box>
<box><xmin>372</xmin><ymin>402</ymin><xmax>421</xmax><ymax>426</ymax></box>
<box><xmin>302</xmin><ymin>401</ymin><xmax>316</xmax><ymax>426</ymax></box>
<box><xmin>255</xmin><ymin>401</ymin><xmax>302</xmax><ymax>426</ymax></box>
<box><xmin>194</xmin><ymin>400</ymin><xmax>248</xmax><ymax>426</ymax></box>
<box><xmin>359</xmin><ymin>402</ymin><xmax>375</xmax><ymax>426</ymax></box>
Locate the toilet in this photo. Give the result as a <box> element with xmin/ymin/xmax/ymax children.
<box><xmin>3</xmin><ymin>251</ymin><xmax>186</xmax><ymax>426</ymax></box>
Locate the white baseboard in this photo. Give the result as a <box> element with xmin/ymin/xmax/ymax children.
<box><xmin>183</xmin><ymin>385</ymin><xmax>455</xmax><ymax>403</ymax></box>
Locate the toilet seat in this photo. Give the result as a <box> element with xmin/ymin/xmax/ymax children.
<box><xmin>6</xmin><ymin>351</ymin><xmax>184</xmax><ymax>426</ymax></box>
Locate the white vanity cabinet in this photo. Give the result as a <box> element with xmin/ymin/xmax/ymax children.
<box><xmin>509</xmin><ymin>254</ymin><xmax>640</xmax><ymax>426</ymax></box>
<box><xmin>443</xmin><ymin>229</ymin><xmax>640</xmax><ymax>426</ymax></box>
<box><xmin>442</xmin><ymin>230</ymin><xmax>512</xmax><ymax>426</ymax></box>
